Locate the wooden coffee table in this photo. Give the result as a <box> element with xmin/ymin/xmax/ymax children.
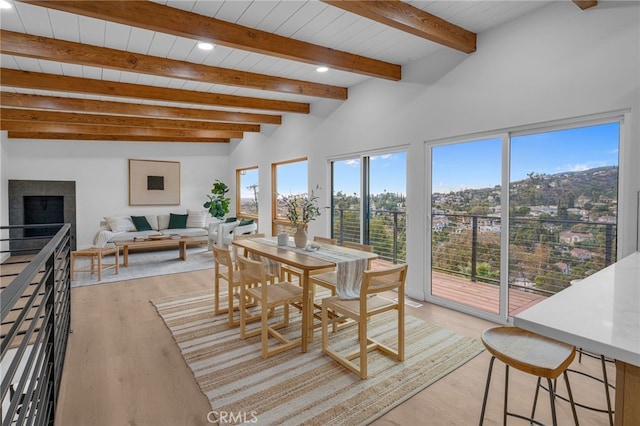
<box><xmin>115</xmin><ymin>236</ymin><xmax>194</xmax><ymax>267</ymax></box>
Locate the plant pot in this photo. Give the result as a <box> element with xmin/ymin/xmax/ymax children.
<box><xmin>294</xmin><ymin>226</ymin><xmax>308</xmax><ymax>248</ymax></box>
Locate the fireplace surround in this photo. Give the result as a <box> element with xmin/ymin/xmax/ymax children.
<box><xmin>8</xmin><ymin>180</ymin><xmax>76</xmax><ymax>251</ymax></box>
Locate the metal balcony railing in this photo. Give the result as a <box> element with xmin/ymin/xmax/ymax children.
<box><xmin>332</xmin><ymin>208</ymin><xmax>406</xmax><ymax>264</ymax></box>
<box><xmin>432</xmin><ymin>214</ymin><xmax>617</xmax><ymax>296</ymax></box>
<box><xmin>1</xmin><ymin>224</ymin><xmax>71</xmax><ymax>426</ymax></box>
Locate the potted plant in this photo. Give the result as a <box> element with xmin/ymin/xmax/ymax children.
<box><xmin>203</xmin><ymin>180</ymin><xmax>231</xmax><ymax>220</ymax></box>
<box><xmin>280</xmin><ymin>187</ymin><xmax>322</xmax><ymax>248</ymax></box>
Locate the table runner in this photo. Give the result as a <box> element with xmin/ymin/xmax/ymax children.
<box><xmin>253</xmin><ymin>237</ymin><xmax>368</xmax><ymax>299</ymax></box>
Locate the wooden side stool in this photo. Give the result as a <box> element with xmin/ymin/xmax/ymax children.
<box><xmin>479</xmin><ymin>326</ymin><xmax>579</xmax><ymax>426</ymax></box>
<box><xmin>71</xmin><ymin>246</ymin><xmax>120</xmax><ymax>281</ymax></box>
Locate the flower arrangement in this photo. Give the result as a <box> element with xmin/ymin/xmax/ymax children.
<box><xmin>280</xmin><ymin>187</ymin><xmax>322</xmax><ymax>227</ymax></box>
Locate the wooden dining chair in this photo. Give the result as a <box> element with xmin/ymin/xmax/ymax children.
<box><xmin>213</xmin><ymin>245</ymin><xmax>244</xmax><ymax>327</ymax></box>
<box><xmin>280</xmin><ymin>235</ymin><xmax>337</xmax><ymax>284</ymax></box>
<box><xmin>321</xmin><ymin>264</ymin><xmax>408</xmax><ymax>379</ymax></box>
<box><xmin>232</xmin><ymin>233</ymin><xmax>266</xmax><ymax>268</ymax></box>
<box><xmin>237</xmin><ymin>255</ymin><xmax>304</xmax><ymax>359</ymax></box>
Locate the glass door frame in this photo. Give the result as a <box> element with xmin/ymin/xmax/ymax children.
<box><xmin>425</xmin><ymin>133</ymin><xmax>508</xmax><ymax>324</ymax></box>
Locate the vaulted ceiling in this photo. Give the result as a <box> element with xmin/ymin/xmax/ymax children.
<box><xmin>0</xmin><ymin>0</ymin><xmax>595</xmax><ymax>143</ymax></box>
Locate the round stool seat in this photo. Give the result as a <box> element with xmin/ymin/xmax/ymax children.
<box><xmin>482</xmin><ymin>326</ymin><xmax>576</xmax><ymax>380</ymax></box>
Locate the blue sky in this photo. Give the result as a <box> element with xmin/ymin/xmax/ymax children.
<box><xmin>242</xmin><ymin>122</ymin><xmax>619</xmax><ymax>198</ymax></box>
<box><xmin>432</xmin><ymin>122</ymin><xmax>620</xmax><ymax>193</ymax></box>
<box><xmin>333</xmin><ymin>152</ymin><xmax>407</xmax><ymax>196</ymax></box>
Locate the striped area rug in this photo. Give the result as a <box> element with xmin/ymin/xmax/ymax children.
<box><xmin>151</xmin><ymin>291</ymin><xmax>484</xmax><ymax>426</ymax></box>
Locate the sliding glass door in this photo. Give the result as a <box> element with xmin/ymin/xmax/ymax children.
<box><xmin>428</xmin><ymin>120</ymin><xmax>620</xmax><ymax>320</ymax></box>
<box><xmin>430</xmin><ymin>138</ymin><xmax>503</xmax><ymax>316</ymax></box>
<box><xmin>331</xmin><ymin>151</ymin><xmax>407</xmax><ymax>264</ymax></box>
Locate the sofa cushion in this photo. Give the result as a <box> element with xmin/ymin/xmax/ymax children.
<box><xmin>105</xmin><ymin>216</ymin><xmax>137</xmax><ymax>233</ymax></box>
<box><xmin>158</xmin><ymin>214</ymin><xmax>169</xmax><ymax>230</ymax></box>
<box><xmin>168</xmin><ymin>213</ymin><xmax>188</xmax><ymax>229</ymax></box>
<box><xmin>225</xmin><ymin>217</ymin><xmax>237</xmax><ymax>223</ymax></box>
<box><xmin>239</xmin><ymin>218</ymin><xmax>254</xmax><ymax>226</ymax></box>
<box><xmin>145</xmin><ymin>215</ymin><xmax>159</xmax><ymax>231</ymax></box>
<box><xmin>131</xmin><ymin>215</ymin><xmax>153</xmax><ymax>231</ymax></box>
<box><xmin>186</xmin><ymin>209</ymin><xmax>207</xmax><ymax>228</ymax></box>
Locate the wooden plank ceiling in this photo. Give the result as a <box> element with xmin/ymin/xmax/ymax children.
<box><xmin>0</xmin><ymin>0</ymin><xmax>591</xmax><ymax>143</ymax></box>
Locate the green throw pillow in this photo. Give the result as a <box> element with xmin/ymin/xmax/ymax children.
<box><xmin>239</xmin><ymin>219</ymin><xmax>254</xmax><ymax>226</ymax></box>
<box><xmin>131</xmin><ymin>215</ymin><xmax>152</xmax><ymax>231</ymax></box>
<box><xmin>168</xmin><ymin>213</ymin><xmax>188</xmax><ymax>229</ymax></box>
<box><xmin>224</xmin><ymin>217</ymin><xmax>237</xmax><ymax>223</ymax></box>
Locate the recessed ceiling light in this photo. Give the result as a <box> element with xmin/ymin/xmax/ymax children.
<box><xmin>316</xmin><ymin>66</ymin><xmax>329</xmax><ymax>73</ymax></box>
<box><xmin>197</xmin><ymin>42</ymin><xmax>214</xmax><ymax>51</ymax></box>
<box><xmin>0</xmin><ymin>0</ymin><xmax>12</xmax><ymax>9</ymax></box>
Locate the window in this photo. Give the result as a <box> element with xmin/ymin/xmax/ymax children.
<box><xmin>331</xmin><ymin>151</ymin><xmax>407</xmax><ymax>263</ymax></box>
<box><xmin>236</xmin><ymin>166</ymin><xmax>259</xmax><ymax>219</ymax></box>
<box><xmin>272</xmin><ymin>158</ymin><xmax>308</xmax><ymax>235</ymax></box>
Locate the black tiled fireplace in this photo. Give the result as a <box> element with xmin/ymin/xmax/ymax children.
<box><xmin>8</xmin><ymin>180</ymin><xmax>76</xmax><ymax>251</ymax></box>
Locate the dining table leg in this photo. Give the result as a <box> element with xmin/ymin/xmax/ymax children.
<box><xmin>302</xmin><ymin>270</ymin><xmax>312</xmax><ymax>352</ymax></box>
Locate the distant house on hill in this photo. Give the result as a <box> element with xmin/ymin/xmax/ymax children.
<box><xmin>571</xmin><ymin>248</ymin><xmax>593</xmax><ymax>261</ymax></box>
<box><xmin>560</xmin><ymin>231</ymin><xmax>593</xmax><ymax>245</ymax></box>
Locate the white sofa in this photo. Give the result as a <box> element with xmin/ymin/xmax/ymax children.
<box><xmin>208</xmin><ymin>219</ymin><xmax>258</xmax><ymax>249</ymax></box>
<box><xmin>94</xmin><ymin>211</ymin><xmax>210</xmax><ymax>248</ymax></box>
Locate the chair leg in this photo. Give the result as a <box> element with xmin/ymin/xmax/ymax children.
<box><xmin>479</xmin><ymin>356</ymin><xmax>496</xmax><ymax>426</ymax></box>
<box><xmin>359</xmin><ymin>315</ymin><xmax>367</xmax><ymax>379</ymax></box>
<box><xmin>503</xmin><ymin>364</ymin><xmax>509</xmax><ymax>426</ymax></box>
<box><xmin>227</xmin><ymin>279</ymin><xmax>235</xmax><ymax>327</ymax></box>
<box><xmin>600</xmin><ymin>355</ymin><xmax>614</xmax><ymax>426</ymax></box>
<box><xmin>531</xmin><ymin>376</ymin><xmax>542</xmax><ymax>421</ymax></box>
<box><xmin>547</xmin><ymin>377</ymin><xmax>559</xmax><ymax>426</ymax></box>
<box><xmin>563</xmin><ymin>371</ymin><xmax>580</xmax><ymax>426</ymax></box>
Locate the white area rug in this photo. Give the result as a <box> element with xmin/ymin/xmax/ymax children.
<box><xmin>71</xmin><ymin>246</ymin><xmax>213</xmax><ymax>287</ymax></box>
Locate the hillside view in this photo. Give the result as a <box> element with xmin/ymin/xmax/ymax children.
<box><xmin>432</xmin><ymin>166</ymin><xmax>618</xmax><ymax>295</ymax></box>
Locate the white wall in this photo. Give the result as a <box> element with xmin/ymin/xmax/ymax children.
<box><xmin>229</xmin><ymin>1</ymin><xmax>640</xmax><ymax>302</ymax></box>
<box><xmin>1</xmin><ymin>139</ymin><xmax>230</xmax><ymax>248</ymax></box>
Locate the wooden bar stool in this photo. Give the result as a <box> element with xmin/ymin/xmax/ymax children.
<box><xmin>71</xmin><ymin>246</ymin><xmax>120</xmax><ymax>281</ymax></box>
<box><xmin>479</xmin><ymin>326</ymin><xmax>579</xmax><ymax>426</ymax></box>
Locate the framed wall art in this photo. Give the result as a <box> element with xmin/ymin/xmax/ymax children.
<box><xmin>129</xmin><ymin>159</ymin><xmax>180</xmax><ymax>205</ymax></box>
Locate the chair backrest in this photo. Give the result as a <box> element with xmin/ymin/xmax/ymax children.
<box><xmin>342</xmin><ymin>241</ymin><xmax>374</xmax><ymax>252</ymax></box>
<box><xmin>236</xmin><ymin>254</ymin><xmax>267</xmax><ymax>286</ymax></box>
<box><xmin>212</xmin><ymin>245</ymin><xmax>233</xmax><ymax>268</ymax></box>
<box><xmin>314</xmin><ymin>236</ymin><xmax>337</xmax><ymax>245</ymax></box>
<box><xmin>361</xmin><ymin>264</ymin><xmax>408</xmax><ymax>296</ymax></box>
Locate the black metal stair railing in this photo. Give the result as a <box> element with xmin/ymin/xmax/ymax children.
<box><xmin>1</xmin><ymin>224</ymin><xmax>71</xmax><ymax>426</ymax></box>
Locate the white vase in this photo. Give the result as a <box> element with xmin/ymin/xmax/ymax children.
<box><xmin>294</xmin><ymin>226</ymin><xmax>307</xmax><ymax>248</ymax></box>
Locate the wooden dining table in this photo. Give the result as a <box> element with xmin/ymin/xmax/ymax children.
<box><xmin>232</xmin><ymin>237</ymin><xmax>378</xmax><ymax>352</ymax></box>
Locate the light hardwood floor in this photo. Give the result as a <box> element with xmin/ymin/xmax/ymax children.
<box><xmin>56</xmin><ymin>268</ymin><xmax>614</xmax><ymax>426</ymax></box>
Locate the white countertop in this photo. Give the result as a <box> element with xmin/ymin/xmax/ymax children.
<box><xmin>514</xmin><ymin>251</ymin><xmax>640</xmax><ymax>366</ymax></box>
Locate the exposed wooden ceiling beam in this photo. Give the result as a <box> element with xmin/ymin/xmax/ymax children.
<box><xmin>7</xmin><ymin>132</ymin><xmax>229</xmax><ymax>143</ymax></box>
<box><xmin>0</xmin><ymin>93</ymin><xmax>282</xmax><ymax>125</ymax></box>
<box><xmin>572</xmin><ymin>1</ymin><xmax>598</xmax><ymax>10</ymax></box>
<box><xmin>0</xmin><ymin>108</ymin><xmax>260</xmax><ymax>132</ymax></box>
<box><xmin>0</xmin><ymin>120</ymin><xmax>244</xmax><ymax>139</ymax></box>
<box><xmin>0</xmin><ymin>30</ymin><xmax>347</xmax><ymax>101</ymax></box>
<box><xmin>18</xmin><ymin>0</ymin><xmax>401</xmax><ymax>81</ymax></box>
<box><xmin>322</xmin><ymin>0</ymin><xmax>476</xmax><ymax>54</ymax></box>
<box><xmin>0</xmin><ymin>69</ymin><xmax>310</xmax><ymax>114</ymax></box>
